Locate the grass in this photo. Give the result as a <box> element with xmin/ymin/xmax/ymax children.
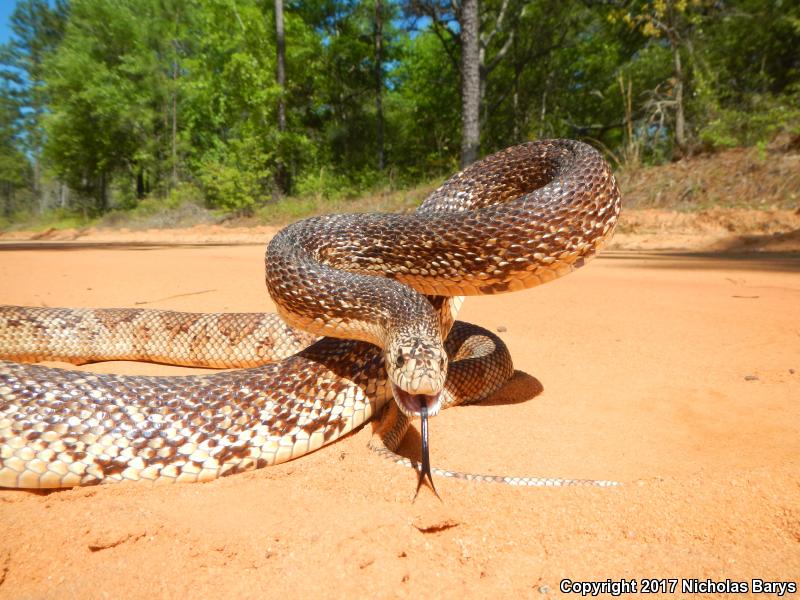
<box><xmin>97</xmin><ymin>197</ymin><xmax>217</xmax><ymax>230</ymax></box>
<box><xmin>617</xmin><ymin>143</ymin><xmax>799</xmax><ymax>211</ymax></box>
<box><xmin>0</xmin><ymin>208</ymin><xmax>97</xmax><ymax>232</ymax></box>
<box><xmin>0</xmin><ymin>180</ymin><xmax>439</xmax><ymax>233</ymax></box>
<box><xmin>2</xmin><ymin>142</ymin><xmax>798</xmax><ymax>234</ymax></box>
<box><xmin>252</xmin><ymin>181</ymin><xmax>438</xmax><ymax>225</ymax></box>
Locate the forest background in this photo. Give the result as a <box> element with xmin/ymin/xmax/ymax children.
<box><xmin>0</xmin><ymin>0</ymin><xmax>798</xmax><ymax>227</ymax></box>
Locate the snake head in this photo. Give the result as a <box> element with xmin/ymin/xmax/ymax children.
<box><xmin>385</xmin><ymin>333</ymin><xmax>448</xmax><ymax>418</ymax></box>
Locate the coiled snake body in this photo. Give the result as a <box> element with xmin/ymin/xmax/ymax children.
<box><xmin>0</xmin><ymin>139</ymin><xmax>621</xmax><ymax>489</ymax></box>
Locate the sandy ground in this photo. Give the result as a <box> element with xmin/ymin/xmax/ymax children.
<box><xmin>0</xmin><ymin>235</ymin><xmax>798</xmax><ymax>598</ymax></box>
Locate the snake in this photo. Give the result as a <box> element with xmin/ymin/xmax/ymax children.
<box><xmin>0</xmin><ymin>139</ymin><xmax>622</xmax><ymax>490</ymax></box>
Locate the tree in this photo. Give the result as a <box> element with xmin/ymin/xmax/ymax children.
<box><xmin>0</xmin><ymin>82</ymin><xmax>30</xmax><ymax>217</ymax></box>
<box><xmin>182</xmin><ymin>0</ymin><xmax>319</xmax><ymax>209</ymax></box>
<box><xmin>388</xmin><ymin>31</ymin><xmax>460</xmax><ymax>174</ymax></box>
<box><xmin>0</xmin><ymin>0</ymin><xmax>793</xmax><ymax>221</ymax></box>
<box><xmin>374</xmin><ymin>0</ymin><xmax>386</xmax><ymax>170</ymax></box>
<box><xmin>460</xmin><ymin>0</ymin><xmax>479</xmax><ymax>166</ymax></box>
<box><xmin>42</xmin><ymin>0</ymin><xmax>185</xmax><ymax>211</ymax></box>
<box><xmin>406</xmin><ymin>0</ymin><xmax>535</xmax><ymax>166</ymax></box>
<box><xmin>274</xmin><ymin>0</ymin><xmax>290</xmax><ymax>194</ymax></box>
<box><xmin>619</xmin><ymin>0</ymin><xmax>711</xmax><ymax>156</ymax></box>
<box><xmin>0</xmin><ymin>0</ymin><xmax>68</xmax><ymax>209</ymax></box>
<box><xmin>477</xmin><ymin>0</ymin><xmax>579</xmax><ymax>152</ymax></box>
<box><xmin>275</xmin><ymin>0</ymin><xmax>287</xmax><ymax>135</ymax></box>
<box><xmin>294</xmin><ymin>0</ymin><xmax>394</xmax><ymax>176</ymax></box>
<box><xmin>694</xmin><ymin>0</ymin><xmax>800</xmax><ymax>148</ymax></box>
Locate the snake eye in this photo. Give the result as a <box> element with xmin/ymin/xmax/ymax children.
<box><xmin>440</xmin><ymin>356</ymin><xmax>446</xmax><ymax>369</ymax></box>
<box><xmin>395</xmin><ymin>354</ymin><xmax>405</xmax><ymax>368</ymax></box>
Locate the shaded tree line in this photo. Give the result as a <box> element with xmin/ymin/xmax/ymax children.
<box><xmin>0</xmin><ymin>0</ymin><xmax>798</xmax><ymax>217</ymax></box>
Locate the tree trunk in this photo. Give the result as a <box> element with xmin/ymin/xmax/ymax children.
<box><xmin>137</xmin><ymin>169</ymin><xmax>146</xmax><ymax>199</ymax></box>
<box><xmin>460</xmin><ymin>0</ymin><xmax>480</xmax><ymax>167</ymax></box>
<box><xmin>671</xmin><ymin>37</ymin><xmax>687</xmax><ymax>155</ymax></box>
<box><xmin>169</xmin><ymin>8</ymin><xmax>181</xmax><ymax>191</ymax></box>
<box><xmin>374</xmin><ymin>0</ymin><xmax>385</xmax><ymax>171</ymax></box>
<box><xmin>2</xmin><ymin>182</ymin><xmax>12</xmax><ymax>218</ymax></box>
<box><xmin>171</xmin><ymin>56</ymin><xmax>178</xmax><ymax>188</ymax></box>
<box><xmin>274</xmin><ymin>0</ymin><xmax>289</xmax><ymax>195</ymax></box>
<box><xmin>97</xmin><ymin>171</ymin><xmax>108</xmax><ymax>214</ymax></box>
<box><xmin>538</xmin><ymin>68</ymin><xmax>553</xmax><ymax>139</ymax></box>
<box><xmin>275</xmin><ymin>0</ymin><xmax>286</xmax><ymax>133</ymax></box>
<box><xmin>59</xmin><ymin>182</ymin><xmax>69</xmax><ymax>208</ymax></box>
<box><xmin>33</xmin><ymin>157</ymin><xmax>43</xmax><ymax>214</ymax></box>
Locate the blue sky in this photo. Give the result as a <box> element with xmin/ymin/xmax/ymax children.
<box><xmin>0</xmin><ymin>1</ymin><xmax>16</xmax><ymax>46</ymax></box>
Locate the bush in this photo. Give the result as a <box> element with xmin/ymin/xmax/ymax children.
<box><xmin>294</xmin><ymin>166</ymin><xmax>385</xmax><ymax>201</ymax></box>
<box><xmin>197</xmin><ymin>160</ymin><xmax>263</xmax><ymax>212</ymax></box>
<box><xmin>699</xmin><ymin>95</ymin><xmax>800</xmax><ymax>150</ymax></box>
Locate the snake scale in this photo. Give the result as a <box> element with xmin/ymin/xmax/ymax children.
<box><xmin>0</xmin><ymin>139</ymin><xmax>621</xmax><ymax>490</ymax></box>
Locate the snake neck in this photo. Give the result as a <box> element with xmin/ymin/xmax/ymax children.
<box><xmin>266</xmin><ymin>241</ymin><xmax>449</xmax><ymax>418</ymax></box>
<box><xmin>266</xmin><ymin>233</ymin><xmax>442</xmax><ymax>344</ymax></box>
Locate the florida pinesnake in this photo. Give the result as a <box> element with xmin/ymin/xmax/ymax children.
<box><xmin>0</xmin><ymin>139</ymin><xmax>621</xmax><ymax>490</ymax></box>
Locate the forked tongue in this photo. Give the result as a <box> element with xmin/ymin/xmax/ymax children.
<box><xmin>414</xmin><ymin>401</ymin><xmax>440</xmax><ymax>500</ymax></box>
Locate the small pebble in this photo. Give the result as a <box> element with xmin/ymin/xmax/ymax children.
<box><xmin>790</xmin><ymin>368</ymin><xmax>795</xmax><ymax>375</ymax></box>
<box><xmin>744</xmin><ymin>375</ymin><xmax>759</xmax><ymax>381</ymax></box>
<box><xmin>496</xmin><ymin>325</ymin><xmax>507</xmax><ymax>332</ymax></box>
<box><xmin>538</xmin><ymin>585</ymin><xmax>550</xmax><ymax>594</ymax></box>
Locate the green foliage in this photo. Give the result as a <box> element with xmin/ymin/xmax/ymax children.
<box><xmin>0</xmin><ymin>0</ymin><xmax>798</xmax><ymax>224</ymax></box>
<box><xmin>0</xmin><ymin>204</ymin><xmax>93</xmax><ymax>231</ymax></box>
<box><xmin>699</xmin><ymin>94</ymin><xmax>800</xmax><ymax>150</ymax></box>
<box><xmin>387</xmin><ymin>32</ymin><xmax>460</xmax><ymax>175</ymax></box>
<box><xmin>295</xmin><ymin>167</ymin><xmax>361</xmax><ymax>201</ymax></box>
<box><xmin>97</xmin><ymin>181</ymin><xmax>212</xmax><ymax>229</ymax></box>
<box><xmin>1</xmin><ymin>0</ymin><xmax>68</xmax><ymax>157</ymax></box>
<box><xmin>294</xmin><ymin>164</ymin><xmax>388</xmax><ymax>201</ymax></box>
<box><xmin>181</xmin><ymin>0</ymin><xmax>320</xmax><ymax>208</ymax></box>
<box><xmin>607</xmin><ymin>0</ymin><xmax>800</xmax><ymax>159</ymax></box>
<box><xmin>41</xmin><ymin>0</ymin><xmax>186</xmax><ymax>212</ymax></box>
<box><xmin>0</xmin><ymin>80</ymin><xmax>31</xmax><ymax>215</ymax></box>
<box><xmin>196</xmin><ymin>144</ymin><xmax>269</xmax><ymax>212</ymax></box>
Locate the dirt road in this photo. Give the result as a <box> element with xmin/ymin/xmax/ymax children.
<box><xmin>0</xmin><ymin>240</ymin><xmax>798</xmax><ymax>598</ymax></box>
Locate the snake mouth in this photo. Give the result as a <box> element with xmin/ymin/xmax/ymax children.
<box><xmin>391</xmin><ymin>383</ymin><xmax>442</xmax><ymax>418</ymax></box>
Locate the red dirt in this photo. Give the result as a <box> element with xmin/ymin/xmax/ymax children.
<box><xmin>0</xmin><ymin>232</ymin><xmax>798</xmax><ymax>598</ymax></box>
